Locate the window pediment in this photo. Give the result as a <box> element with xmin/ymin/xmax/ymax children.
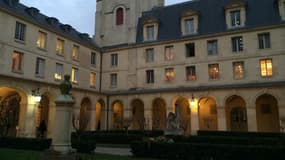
<box><xmin>224</xmin><ymin>0</ymin><xmax>247</xmax><ymax>10</ymax></box>
<box><xmin>143</xmin><ymin>17</ymin><xmax>159</xmax><ymax>25</ymax></box>
<box><xmin>181</xmin><ymin>9</ymin><xmax>200</xmax><ymax>18</ymax></box>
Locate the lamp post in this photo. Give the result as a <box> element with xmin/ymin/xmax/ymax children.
<box><xmin>31</xmin><ymin>88</ymin><xmax>41</xmax><ymax>103</ymax></box>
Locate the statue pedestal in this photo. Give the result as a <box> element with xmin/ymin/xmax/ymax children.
<box><xmin>164</xmin><ymin>129</ymin><xmax>184</xmax><ymax>136</ymax></box>
<box><xmin>52</xmin><ymin>95</ymin><xmax>74</xmax><ymax>153</ymax></box>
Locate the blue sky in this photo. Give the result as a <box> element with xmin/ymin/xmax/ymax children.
<box><xmin>20</xmin><ymin>0</ymin><xmax>189</xmax><ymax>36</ymax></box>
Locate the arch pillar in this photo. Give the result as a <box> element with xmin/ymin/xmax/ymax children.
<box><xmin>89</xmin><ymin>104</ymin><xmax>96</xmax><ymax>131</ymax></box>
<box><xmin>191</xmin><ymin>106</ymin><xmax>199</xmax><ymax>135</ymax></box>
<box><xmin>24</xmin><ymin>96</ymin><xmax>38</xmax><ymax>137</ymax></box>
<box><xmin>247</xmin><ymin>106</ymin><xmax>257</xmax><ymax>132</ymax></box>
<box><xmin>217</xmin><ymin>106</ymin><xmax>227</xmax><ymax>131</ymax></box>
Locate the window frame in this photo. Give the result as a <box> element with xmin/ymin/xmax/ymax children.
<box><xmin>230</xmin><ymin>10</ymin><xmax>241</xmax><ymax>27</ymax></box>
<box><xmin>56</xmin><ymin>38</ymin><xmax>64</xmax><ymax>55</ymax></box>
<box><xmin>146</xmin><ymin>70</ymin><xmax>154</xmax><ymax>84</ymax></box>
<box><xmin>165</xmin><ymin>46</ymin><xmax>174</xmax><ymax>61</ymax></box>
<box><xmin>111</xmin><ymin>53</ymin><xmax>118</xmax><ymax>67</ymax></box>
<box><xmin>12</xmin><ymin>51</ymin><xmax>24</xmax><ymax>73</ymax></box>
<box><xmin>233</xmin><ymin>61</ymin><xmax>244</xmax><ymax>80</ymax></box>
<box><xmin>15</xmin><ymin>21</ymin><xmax>26</xmax><ymax>41</ymax></box>
<box><xmin>260</xmin><ymin>59</ymin><xmax>273</xmax><ymax>77</ymax></box>
<box><xmin>186</xmin><ymin>66</ymin><xmax>196</xmax><ymax>81</ymax></box>
<box><xmin>184</xmin><ymin>18</ymin><xmax>194</xmax><ymax>35</ymax></box>
<box><xmin>54</xmin><ymin>63</ymin><xmax>63</xmax><ymax>80</ymax></box>
<box><xmin>208</xmin><ymin>64</ymin><xmax>220</xmax><ymax>80</ymax></box>
<box><xmin>90</xmin><ymin>72</ymin><xmax>96</xmax><ymax>87</ymax></box>
<box><xmin>35</xmin><ymin>57</ymin><xmax>45</xmax><ymax>78</ymax></box>
<box><xmin>91</xmin><ymin>52</ymin><xmax>96</xmax><ymax>66</ymax></box>
<box><xmin>258</xmin><ymin>33</ymin><xmax>271</xmax><ymax>49</ymax></box>
<box><xmin>37</xmin><ymin>31</ymin><xmax>47</xmax><ymax>49</ymax></box>
<box><xmin>207</xmin><ymin>40</ymin><xmax>218</xmax><ymax>55</ymax></box>
<box><xmin>71</xmin><ymin>67</ymin><xmax>79</xmax><ymax>84</ymax></box>
<box><xmin>232</xmin><ymin>36</ymin><xmax>243</xmax><ymax>52</ymax></box>
<box><xmin>72</xmin><ymin>45</ymin><xmax>80</xmax><ymax>60</ymax></box>
<box><xmin>165</xmin><ymin>68</ymin><xmax>175</xmax><ymax>82</ymax></box>
<box><xmin>146</xmin><ymin>25</ymin><xmax>155</xmax><ymax>41</ymax></box>
<box><xmin>146</xmin><ymin>48</ymin><xmax>154</xmax><ymax>63</ymax></box>
<box><xmin>185</xmin><ymin>43</ymin><xmax>195</xmax><ymax>57</ymax></box>
<box><xmin>110</xmin><ymin>73</ymin><xmax>117</xmax><ymax>87</ymax></box>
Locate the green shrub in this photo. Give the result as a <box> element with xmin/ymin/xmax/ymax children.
<box><xmin>71</xmin><ymin>132</ymin><xmax>96</xmax><ymax>153</ymax></box>
<box><xmin>0</xmin><ymin>137</ymin><xmax>51</xmax><ymax>151</ymax></box>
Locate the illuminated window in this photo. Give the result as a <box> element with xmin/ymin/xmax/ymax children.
<box><xmin>165</xmin><ymin>68</ymin><xmax>174</xmax><ymax>82</ymax></box>
<box><xmin>15</xmin><ymin>22</ymin><xmax>26</xmax><ymax>41</ymax></box>
<box><xmin>116</xmin><ymin>8</ymin><xmax>124</xmax><ymax>25</ymax></box>
<box><xmin>232</xmin><ymin>36</ymin><xmax>243</xmax><ymax>52</ymax></box>
<box><xmin>230</xmin><ymin>10</ymin><xmax>241</xmax><ymax>27</ymax></box>
<box><xmin>56</xmin><ymin>39</ymin><xmax>64</xmax><ymax>55</ymax></box>
<box><xmin>207</xmin><ymin>40</ymin><xmax>218</xmax><ymax>55</ymax></box>
<box><xmin>165</xmin><ymin>46</ymin><xmax>174</xmax><ymax>61</ymax></box>
<box><xmin>71</xmin><ymin>67</ymin><xmax>78</xmax><ymax>83</ymax></box>
<box><xmin>146</xmin><ymin>70</ymin><xmax>154</xmax><ymax>84</ymax></box>
<box><xmin>90</xmin><ymin>72</ymin><xmax>96</xmax><ymax>87</ymax></box>
<box><xmin>258</xmin><ymin>33</ymin><xmax>271</xmax><ymax>49</ymax></box>
<box><xmin>54</xmin><ymin>63</ymin><xmax>63</xmax><ymax>80</ymax></box>
<box><xmin>260</xmin><ymin>59</ymin><xmax>273</xmax><ymax>77</ymax></box>
<box><xmin>233</xmin><ymin>61</ymin><xmax>244</xmax><ymax>79</ymax></box>
<box><xmin>37</xmin><ymin>31</ymin><xmax>47</xmax><ymax>49</ymax></box>
<box><xmin>186</xmin><ymin>66</ymin><xmax>196</xmax><ymax>81</ymax></box>
<box><xmin>208</xmin><ymin>64</ymin><xmax>219</xmax><ymax>80</ymax></box>
<box><xmin>72</xmin><ymin>45</ymin><xmax>79</xmax><ymax>60</ymax></box>
<box><xmin>110</xmin><ymin>73</ymin><xmax>117</xmax><ymax>87</ymax></box>
<box><xmin>91</xmin><ymin>52</ymin><xmax>96</xmax><ymax>65</ymax></box>
<box><xmin>146</xmin><ymin>48</ymin><xmax>154</xmax><ymax>63</ymax></box>
<box><xmin>111</xmin><ymin>54</ymin><xmax>118</xmax><ymax>66</ymax></box>
<box><xmin>184</xmin><ymin>18</ymin><xmax>194</xmax><ymax>34</ymax></box>
<box><xmin>35</xmin><ymin>58</ymin><xmax>45</xmax><ymax>77</ymax></box>
<box><xmin>146</xmin><ymin>25</ymin><xmax>154</xmax><ymax>41</ymax></box>
<box><xmin>12</xmin><ymin>51</ymin><xmax>23</xmax><ymax>72</ymax></box>
<box><xmin>185</xmin><ymin>43</ymin><xmax>195</xmax><ymax>57</ymax></box>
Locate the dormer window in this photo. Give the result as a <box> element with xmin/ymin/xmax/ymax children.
<box><xmin>116</xmin><ymin>7</ymin><xmax>124</xmax><ymax>25</ymax></box>
<box><xmin>143</xmin><ymin>18</ymin><xmax>159</xmax><ymax>42</ymax></box>
<box><xmin>146</xmin><ymin>25</ymin><xmax>154</xmax><ymax>41</ymax></box>
<box><xmin>225</xmin><ymin>0</ymin><xmax>246</xmax><ymax>29</ymax></box>
<box><xmin>185</xmin><ymin>19</ymin><xmax>194</xmax><ymax>34</ymax></box>
<box><xmin>181</xmin><ymin>10</ymin><xmax>199</xmax><ymax>36</ymax></box>
<box><xmin>278</xmin><ymin>0</ymin><xmax>285</xmax><ymax>21</ymax></box>
<box><xmin>230</xmin><ymin>10</ymin><xmax>241</xmax><ymax>27</ymax></box>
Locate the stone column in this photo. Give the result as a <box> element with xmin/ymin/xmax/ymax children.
<box><xmin>247</xmin><ymin>107</ymin><xmax>257</xmax><ymax>132</ymax></box>
<box><xmin>52</xmin><ymin>95</ymin><xmax>74</xmax><ymax>153</ymax></box>
<box><xmin>89</xmin><ymin>108</ymin><xmax>96</xmax><ymax>131</ymax></box>
<box><xmin>191</xmin><ymin>106</ymin><xmax>199</xmax><ymax>135</ymax></box>
<box><xmin>217</xmin><ymin>107</ymin><xmax>227</xmax><ymax>131</ymax></box>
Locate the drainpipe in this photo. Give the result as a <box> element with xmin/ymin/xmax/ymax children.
<box><xmin>99</xmin><ymin>51</ymin><xmax>103</xmax><ymax>93</ymax></box>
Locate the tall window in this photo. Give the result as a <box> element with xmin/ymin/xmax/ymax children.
<box><xmin>230</xmin><ymin>10</ymin><xmax>241</xmax><ymax>27</ymax></box>
<box><xmin>232</xmin><ymin>36</ymin><xmax>243</xmax><ymax>52</ymax></box>
<box><xmin>146</xmin><ymin>25</ymin><xmax>154</xmax><ymax>41</ymax></box>
<box><xmin>260</xmin><ymin>59</ymin><xmax>273</xmax><ymax>77</ymax></box>
<box><xmin>185</xmin><ymin>18</ymin><xmax>194</xmax><ymax>34</ymax></box>
<box><xmin>165</xmin><ymin>46</ymin><xmax>174</xmax><ymax>61</ymax></box>
<box><xmin>54</xmin><ymin>63</ymin><xmax>63</xmax><ymax>80</ymax></box>
<box><xmin>233</xmin><ymin>61</ymin><xmax>244</xmax><ymax>80</ymax></box>
<box><xmin>12</xmin><ymin>51</ymin><xmax>23</xmax><ymax>72</ymax></box>
<box><xmin>90</xmin><ymin>72</ymin><xmax>96</xmax><ymax>87</ymax></box>
<box><xmin>146</xmin><ymin>48</ymin><xmax>154</xmax><ymax>63</ymax></box>
<box><xmin>37</xmin><ymin>31</ymin><xmax>47</xmax><ymax>49</ymax></box>
<box><xmin>146</xmin><ymin>70</ymin><xmax>154</xmax><ymax>84</ymax></box>
<box><xmin>186</xmin><ymin>66</ymin><xmax>196</xmax><ymax>81</ymax></box>
<box><xmin>56</xmin><ymin>39</ymin><xmax>64</xmax><ymax>55</ymax></box>
<box><xmin>208</xmin><ymin>64</ymin><xmax>219</xmax><ymax>80</ymax></box>
<box><xmin>91</xmin><ymin>52</ymin><xmax>96</xmax><ymax>65</ymax></box>
<box><xmin>258</xmin><ymin>33</ymin><xmax>271</xmax><ymax>49</ymax></box>
<box><xmin>111</xmin><ymin>54</ymin><xmax>118</xmax><ymax>66</ymax></box>
<box><xmin>116</xmin><ymin>8</ymin><xmax>124</xmax><ymax>25</ymax></box>
<box><xmin>185</xmin><ymin>43</ymin><xmax>195</xmax><ymax>57</ymax></box>
<box><xmin>71</xmin><ymin>67</ymin><xmax>78</xmax><ymax>83</ymax></box>
<box><xmin>165</xmin><ymin>68</ymin><xmax>174</xmax><ymax>82</ymax></box>
<box><xmin>15</xmin><ymin>22</ymin><xmax>26</xmax><ymax>41</ymax></box>
<box><xmin>72</xmin><ymin>45</ymin><xmax>79</xmax><ymax>60</ymax></box>
<box><xmin>110</xmin><ymin>73</ymin><xmax>117</xmax><ymax>87</ymax></box>
<box><xmin>207</xmin><ymin>40</ymin><xmax>218</xmax><ymax>55</ymax></box>
<box><xmin>35</xmin><ymin>58</ymin><xmax>45</xmax><ymax>77</ymax></box>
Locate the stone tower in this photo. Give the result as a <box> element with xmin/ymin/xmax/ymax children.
<box><xmin>94</xmin><ymin>0</ymin><xmax>164</xmax><ymax>47</ymax></box>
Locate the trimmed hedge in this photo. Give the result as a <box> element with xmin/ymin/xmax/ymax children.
<box><xmin>71</xmin><ymin>132</ymin><xmax>96</xmax><ymax>153</ymax></box>
<box><xmin>197</xmin><ymin>130</ymin><xmax>285</xmax><ymax>138</ymax></box>
<box><xmin>0</xmin><ymin>137</ymin><xmax>51</xmax><ymax>151</ymax></box>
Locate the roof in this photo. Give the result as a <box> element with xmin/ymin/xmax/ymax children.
<box><xmin>136</xmin><ymin>0</ymin><xmax>283</xmax><ymax>44</ymax></box>
<box><xmin>0</xmin><ymin>0</ymin><xmax>99</xmax><ymax>50</ymax></box>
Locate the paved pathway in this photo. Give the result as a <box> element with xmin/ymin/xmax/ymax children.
<box><xmin>95</xmin><ymin>147</ymin><xmax>132</xmax><ymax>156</ymax></box>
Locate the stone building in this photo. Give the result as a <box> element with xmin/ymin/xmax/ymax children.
<box><xmin>0</xmin><ymin>0</ymin><xmax>285</xmax><ymax>139</ymax></box>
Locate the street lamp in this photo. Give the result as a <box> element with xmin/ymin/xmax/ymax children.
<box><xmin>190</xmin><ymin>94</ymin><xmax>195</xmax><ymax>107</ymax></box>
<box><xmin>31</xmin><ymin>88</ymin><xmax>41</xmax><ymax>103</ymax></box>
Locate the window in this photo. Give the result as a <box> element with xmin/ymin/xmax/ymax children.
<box><xmin>116</xmin><ymin>8</ymin><xmax>124</xmax><ymax>25</ymax></box>
<box><xmin>90</xmin><ymin>72</ymin><xmax>96</xmax><ymax>87</ymax></box>
<box><xmin>165</xmin><ymin>46</ymin><xmax>174</xmax><ymax>61</ymax></box>
<box><xmin>258</xmin><ymin>33</ymin><xmax>271</xmax><ymax>49</ymax></box>
<box><xmin>146</xmin><ymin>48</ymin><xmax>154</xmax><ymax>63</ymax></box>
<box><xmin>35</xmin><ymin>58</ymin><xmax>45</xmax><ymax>77</ymax></box>
<box><xmin>232</xmin><ymin>36</ymin><xmax>243</xmax><ymax>52</ymax></box>
<box><xmin>208</xmin><ymin>64</ymin><xmax>219</xmax><ymax>80</ymax></box>
<box><xmin>186</xmin><ymin>43</ymin><xmax>195</xmax><ymax>57</ymax></box>
<box><xmin>260</xmin><ymin>59</ymin><xmax>273</xmax><ymax>77</ymax></box>
<box><xmin>12</xmin><ymin>51</ymin><xmax>23</xmax><ymax>72</ymax></box>
<box><xmin>207</xmin><ymin>40</ymin><xmax>218</xmax><ymax>55</ymax></box>
<box><xmin>110</xmin><ymin>73</ymin><xmax>117</xmax><ymax>87</ymax></box>
<box><xmin>184</xmin><ymin>19</ymin><xmax>194</xmax><ymax>34</ymax></box>
<box><xmin>56</xmin><ymin>39</ymin><xmax>64</xmax><ymax>55</ymax></box>
<box><xmin>111</xmin><ymin>54</ymin><xmax>118</xmax><ymax>66</ymax></box>
<box><xmin>15</xmin><ymin>22</ymin><xmax>26</xmax><ymax>41</ymax></box>
<box><xmin>37</xmin><ymin>31</ymin><xmax>47</xmax><ymax>49</ymax></box>
<box><xmin>230</xmin><ymin>10</ymin><xmax>241</xmax><ymax>27</ymax></box>
<box><xmin>71</xmin><ymin>67</ymin><xmax>78</xmax><ymax>83</ymax></box>
<box><xmin>72</xmin><ymin>45</ymin><xmax>79</xmax><ymax>60</ymax></box>
<box><xmin>54</xmin><ymin>63</ymin><xmax>63</xmax><ymax>80</ymax></box>
<box><xmin>186</xmin><ymin>66</ymin><xmax>196</xmax><ymax>81</ymax></box>
<box><xmin>91</xmin><ymin>52</ymin><xmax>96</xmax><ymax>65</ymax></box>
<box><xmin>233</xmin><ymin>62</ymin><xmax>244</xmax><ymax>79</ymax></box>
<box><xmin>146</xmin><ymin>70</ymin><xmax>154</xmax><ymax>84</ymax></box>
<box><xmin>165</xmin><ymin>68</ymin><xmax>174</xmax><ymax>82</ymax></box>
<box><xmin>146</xmin><ymin>25</ymin><xmax>154</xmax><ymax>41</ymax></box>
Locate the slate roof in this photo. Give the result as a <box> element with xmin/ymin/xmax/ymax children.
<box><xmin>0</xmin><ymin>0</ymin><xmax>99</xmax><ymax>50</ymax></box>
<box><xmin>136</xmin><ymin>0</ymin><xmax>284</xmax><ymax>44</ymax></box>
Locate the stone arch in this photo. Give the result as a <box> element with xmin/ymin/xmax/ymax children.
<box><xmin>95</xmin><ymin>99</ymin><xmax>105</xmax><ymax>130</ymax></box>
<box><xmin>174</xmin><ymin>97</ymin><xmax>191</xmax><ymax>134</ymax></box>
<box><xmin>36</xmin><ymin>92</ymin><xmax>52</xmax><ymax>137</ymax></box>
<box><xmin>225</xmin><ymin>95</ymin><xmax>248</xmax><ymax>132</ymax></box>
<box><xmin>152</xmin><ymin>98</ymin><xmax>167</xmax><ymax>130</ymax></box>
<box><xmin>256</xmin><ymin>94</ymin><xmax>280</xmax><ymax>132</ymax></box>
<box><xmin>112</xmin><ymin>100</ymin><xmax>124</xmax><ymax>129</ymax></box>
<box><xmin>131</xmin><ymin>99</ymin><xmax>145</xmax><ymax>130</ymax></box>
<box><xmin>79</xmin><ymin>97</ymin><xmax>92</xmax><ymax>131</ymax></box>
<box><xmin>198</xmin><ymin>97</ymin><xmax>218</xmax><ymax>131</ymax></box>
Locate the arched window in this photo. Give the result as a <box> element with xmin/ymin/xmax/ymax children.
<box><xmin>116</xmin><ymin>7</ymin><xmax>124</xmax><ymax>25</ymax></box>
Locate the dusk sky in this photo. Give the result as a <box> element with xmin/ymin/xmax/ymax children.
<box><xmin>20</xmin><ymin>0</ymin><xmax>189</xmax><ymax>36</ymax></box>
